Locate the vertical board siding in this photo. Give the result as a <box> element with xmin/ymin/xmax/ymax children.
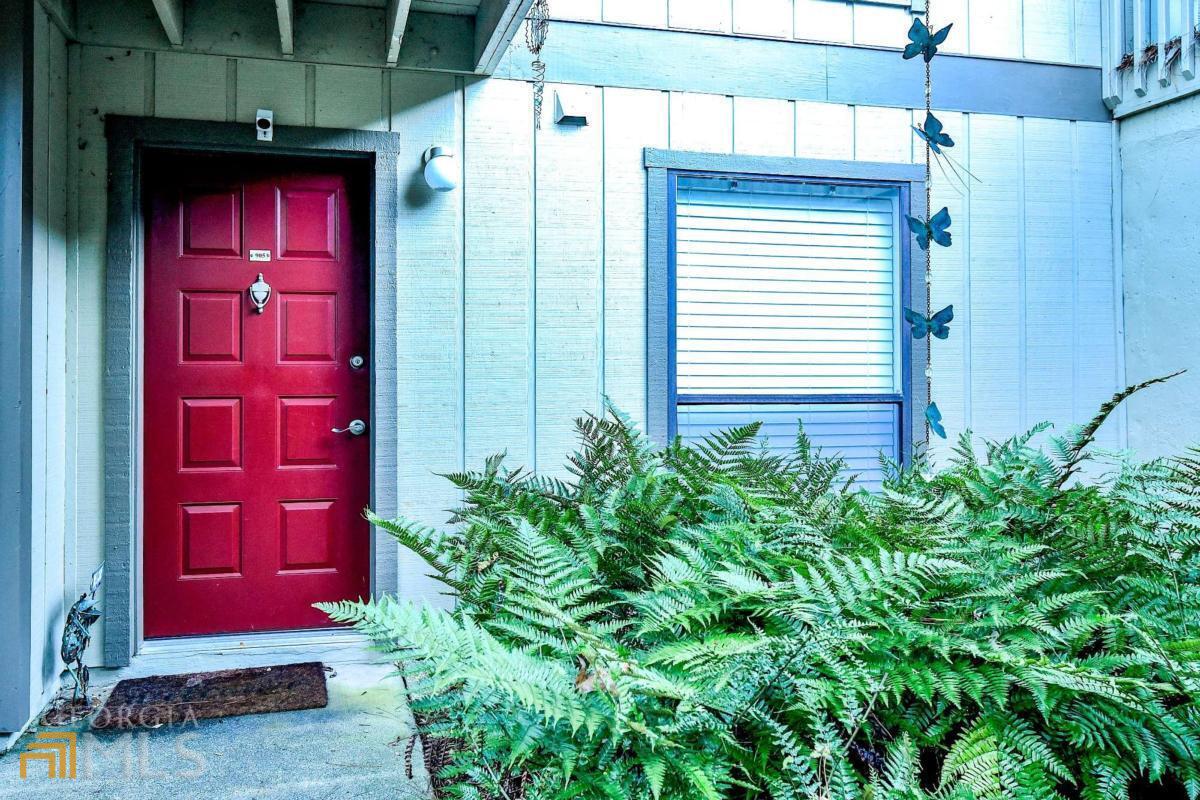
<box><xmin>1073</xmin><ymin>122</ymin><xmax>1119</xmax><ymax>447</ymax></box>
<box><xmin>668</xmin><ymin>0</ymin><xmax>733</xmax><ymax>33</ymax></box>
<box><xmin>794</xmin><ymin>0</ymin><xmax>854</xmax><ymax>42</ymax></box>
<box><xmin>464</xmin><ymin>79</ymin><xmax>536</xmax><ymax>468</ymax></box>
<box><xmin>390</xmin><ymin>71</ymin><xmax>464</xmax><ymax>606</ymax></box>
<box><xmin>550</xmin><ymin>0</ymin><xmax>1097</xmax><ymax>65</ymax></box>
<box><xmin>535</xmin><ymin>84</ymin><xmax>604</xmax><ymax>475</ymax></box>
<box><xmin>603</xmin><ymin>88</ymin><xmax>669</xmax><ymax>431</ymax></box>
<box><xmin>604</xmin><ymin>0</ymin><xmax>668</xmax><ymax>27</ymax></box>
<box><xmin>854</xmin><ymin>106</ymin><xmax>914</xmax><ymax>163</ymax></box>
<box><xmin>795</xmin><ymin>100</ymin><xmax>854</xmax><ymax>159</ymax></box>
<box><xmin>74</xmin><ymin>46</ymin><xmax>146</xmax><ymax>656</ymax></box>
<box><xmin>733</xmin><ymin>0</ymin><xmax>794</xmax><ymax>38</ymax></box>
<box><xmin>155</xmin><ymin>52</ymin><xmax>228</xmax><ymax>121</ymax></box>
<box><xmin>853</xmin><ymin>3</ymin><xmax>911</xmax><ymax>49</ymax></box>
<box><xmin>1024</xmin><ymin>0</ymin><xmax>1073</xmax><ymax>61</ymax></box>
<box><xmin>967</xmin><ymin>114</ymin><xmax>1024</xmax><ymax>440</ymax></box>
<box><xmin>733</xmin><ymin>97</ymin><xmax>796</xmax><ymax>157</ymax></box>
<box><xmin>235</xmin><ymin>59</ymin><xmax>307</xmax><ymax>124</ymax></box>
<box><xmin>31</xmin><ymin>4</ymin><xmax>70</xmax><ymax>694</ymax></box>
<box><xmin>1023</xmin><ymin>117</ymin><xmax>1076</xmax><ymax>432</ymax></box>
<box><xmin>554</xmin><ymin>0</ymin><xmax>603</xmax><ymax>20</ymax></box>
<box><xmin>669</xmin><ymin>92</ymin><xmax>734</xmax><ymax>153</ymax></box>
<box><xmin>315</xmin><ymin>65</ymin><xmax>387</xmax><ymax>131</ymax></box>
<box><xmin>968</xmin><ymin>0</ymin><xmax>1024</xmax><ymax>58</ymax></box>
<box><xmin>938</xmin><ymin>0</ymin><xmax>972</xmax><ymax>55</ymax></box>
<box><xmin>62</xmin><ymin>37</ymin><xmax>1119</xmax><ymax>653</ymax></box>
<box><xmin>1074</xmin><ymin>0</ymin><xmax>1103</xmax><ymax>65</ymax></box>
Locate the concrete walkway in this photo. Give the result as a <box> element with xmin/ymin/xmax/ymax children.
<box><xmin>0</xmin><ymin>663</ymin><xmax>432</xmax><ymax>799</ymax></box>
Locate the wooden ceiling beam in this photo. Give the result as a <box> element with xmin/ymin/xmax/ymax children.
<box><xmin>150</xmin><ymin>0</ymin><xmax>184</xmax><ymax>46</ymax></box>
<box><xmin>474</xmin><ymin>0</ymin><xmax>535</xmax><ymax>74</ymax></box>
<box><xmin>274</xmin><ymin>0</ymin><xmax>295</xmax><ymax>57</ymax></box>
<box><xmin>385</xmin><ymin>0</ymin><xmax>414</xmax><ymax>66</ymax></box>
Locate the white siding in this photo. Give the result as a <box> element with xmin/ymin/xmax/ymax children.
<box><xmin>60</xmin><ymin>45</ymin><xmax>1119</xmax><ymax>660</ymax></box>
<box><xmin>390</xmin><ymin>72</ymin><xmax>465</xmax><ymax>606</ymax></box>
<box><xmin>464</xmin><ymin>79</ymin><xmax>536</xmax><ymax>467</ymax></box>
<box><xmin>29</xmin><ymin>1</ymin><xmax>71</xmax><ymax>712</ymax></box>
<box><xmin>550</xmin><ymin>0</ymin><xmax>1101</xmax><ymax>65</ymax></box>
<box><xmin>535</xmin><ymin>84</ymin><xmax>605</xmax><ymax>476</ymax></box>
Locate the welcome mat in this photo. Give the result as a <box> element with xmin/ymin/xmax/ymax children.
<box><xmin>91</xmin><ymin>661</ymin><xmax>328</xmax><ymax>730</ymax></box>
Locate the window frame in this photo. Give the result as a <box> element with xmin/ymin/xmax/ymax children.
<box><xmin>644</xmin><ymin>148</ymin><xmax>928</xmax><ymax>464</ymax></box>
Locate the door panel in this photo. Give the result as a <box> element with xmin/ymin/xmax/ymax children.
<box><xmin>144</xmin><ymin>154</ymin><xmax>370</xmax><ymax>638</ymax></box>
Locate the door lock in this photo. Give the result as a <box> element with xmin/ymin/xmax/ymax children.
<box><xmin>349</xmin><ymin>355</ymin><xmax>365</xmax><ymax>370</ymax></box>
<box><xmin>331</xmin><ymin>419</ymin><xmax>367</xmax><ymax>436</ymax></box>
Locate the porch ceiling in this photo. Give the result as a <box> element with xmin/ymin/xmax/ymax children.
<box><xmin>320</xmin><ymin>0</ymin><xmax>483</xmax><ymax>13</ymax></box>
<box><xmin>93</xmin><ymin>0</ymin><xmax>527</xmax><ymax>73</ymax></box>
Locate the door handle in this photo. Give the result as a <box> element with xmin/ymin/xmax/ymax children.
<box><xmin>331</xmin><ymin>419</ymin><xmax>367</xmax><ymax>436</ymax></box>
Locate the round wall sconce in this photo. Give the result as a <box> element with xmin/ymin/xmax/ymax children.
<box><xmin>423</xmin><ymin>146</ymin><xmax>458</xmax><ymax>192</ymax></box>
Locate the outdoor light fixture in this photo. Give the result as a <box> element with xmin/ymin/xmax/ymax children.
<box><xmin>553</xmin><ymin>91</ymin><xmax>588</xmax><ymax>126</ymax></box>
<box><xmin>423</xmin><ymin>146</ymin><xmax>458</xmax><ymax>192</ymax></box>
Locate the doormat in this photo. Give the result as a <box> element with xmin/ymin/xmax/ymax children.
<box><xmin>90</xmin><ymin>661</ymin><xmax>328</xmax><ymax>730</ymax></box>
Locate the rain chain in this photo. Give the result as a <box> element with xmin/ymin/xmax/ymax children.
<box><xmin>526</xmin><ymin>0</ymin><xmax>550</xmax><ymax>128</ymax></box>
<box><xmin>902</xmin><ymin>1</ymin><xmax>955</xmax><ymax>443</ymax></box>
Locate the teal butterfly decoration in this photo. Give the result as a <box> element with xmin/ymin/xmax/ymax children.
<box><xmin>906</xmin><ymin>207</ymin><xmax>952</xmax><ymax>250</ymax></box>
<box><xmin>904</xmin><ymin>304</ymin><xmax>954</xmax><ymax>340</ymax></box>
<box><xmin>926</xmin><ymin>402</ymin><xmax>947</xmax><ymax>439</ymax></box>
<box><xmin>903</xmin><ymin>18</ymin><xmax>953</xmax><ymax>62</ymax></box>
<box><xmin>912</xmin><ymin>113</ymin><xmax>981</xmax><ymax>193</ymax></box>
<box><xmin>913</xmin><ymin>112</ymin><xmax>953</xmax><ymax>154</ymax></box>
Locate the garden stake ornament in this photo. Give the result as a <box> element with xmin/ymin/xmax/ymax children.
<box><xmin>526</xmin><ymin>0</ymin><xmax>550</xmax><ymax>128</ymax></box>
<box><xmin>902</xmin><ymin>0</ymin><xmax>955</xmax><ymax>441</ymax></box>
<box><xmin>62</xmin><ymin>564</ymin><xmax>103</xmax><ymax>702</ymax></box>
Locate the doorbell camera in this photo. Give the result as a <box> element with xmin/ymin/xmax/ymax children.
<box><xmin>255</xmin><ymin>109</ymin><xmax>274</xmax><ymax>142</ymax></box>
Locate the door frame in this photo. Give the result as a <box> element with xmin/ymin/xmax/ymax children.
<box><xmin>104</xmin><ymin>116</ymin><xmax>403</xmax><ymax>666</ymax></box>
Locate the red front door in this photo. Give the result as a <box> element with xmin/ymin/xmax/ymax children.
<box><xmin>143</xmin><ymin>153</ymin><xmax>370</xmax><ymax>638</ymax></box>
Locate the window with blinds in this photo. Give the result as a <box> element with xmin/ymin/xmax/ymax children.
<box><xmin>670</xmin><ymin>174</ymin><xmax>907</xmax><ymax>490</ymax></box>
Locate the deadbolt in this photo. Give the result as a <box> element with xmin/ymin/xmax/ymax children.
<box><xmin>349</xmin><ymin>355</ymin><xmax>365</xmax><ymax>370</ymax></box>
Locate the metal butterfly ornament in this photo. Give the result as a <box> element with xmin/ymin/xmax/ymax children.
<box><xmin>904</xmin><ymin>18</ymin><xmax>953</xmax><ymax>62</ymax></box>
<box><xmin>926</xmin><ymin>402</ymin><xmax>947</xmax><ymax>439</ymax></box>
<box><xmin>904</xmin><ymin>304</ymin><xmax>954</xmax><ymax>340</ymax></box>
<box><xmin>912</xmin><ymin>112</ymin><xmax>980</xmax><ymax>192</ymax></box>
<box><xmin>913</xmin><ymin>112</ymin><xmax>953</xmax><ymax>154</ymax></box>
<box><xmin>906</xmin><ymin>207</ymin><xmax>952</xmax><ymax>250</ymax></box>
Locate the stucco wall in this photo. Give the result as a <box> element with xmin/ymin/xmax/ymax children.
<box><xmin>1120</xmin><ymin>94</ymin><xmax>1200</xmax><ymax>459</ymax></box>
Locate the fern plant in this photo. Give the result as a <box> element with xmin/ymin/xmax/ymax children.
<box><xmin>321</xmin><ymin>384</ymin><xmax>1200</xmax><ymax>800</ymax></box>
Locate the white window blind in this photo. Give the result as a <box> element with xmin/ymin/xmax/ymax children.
<box><xmin>672</xmin><ymin>175</ymin><xmax>905</xmax><ymax>489</ymax></box>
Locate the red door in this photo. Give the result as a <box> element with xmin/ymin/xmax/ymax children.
<box><xmin>143</xmin><ymin>153</ymin><xmax>370</xmax><ymax>638</ymax></box>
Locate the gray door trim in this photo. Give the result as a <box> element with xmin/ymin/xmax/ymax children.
<box><xmin>103</xmin><ymin>116</ymin><xmax>402</xmax><ymax>666</ymax></box>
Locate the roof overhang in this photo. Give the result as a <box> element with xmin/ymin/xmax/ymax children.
<box><xmin>140</xmin><ymin>0</ymin><xmax>533</xmax><ymax>74</ymax></box>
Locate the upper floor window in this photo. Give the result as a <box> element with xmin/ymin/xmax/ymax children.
<box><xmin>663</xmin><ymin>172</ymin><xmax>913</xmax><ymax>490</ymax></box>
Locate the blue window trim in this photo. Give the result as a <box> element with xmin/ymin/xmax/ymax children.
<box><xmin>645</xmin><ymin>148</ymin><xmax>928</xmax><ymax>463</ymax></box>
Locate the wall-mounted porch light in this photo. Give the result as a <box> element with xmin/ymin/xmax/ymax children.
<box><xmin>423</xmin><ymin>146</ymin><xmax>458</xmax><ymax>192</ymax></box>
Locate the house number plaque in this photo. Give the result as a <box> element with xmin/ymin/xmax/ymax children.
<box><xmin>249</xmin><ymin>249</ymin><xmax>272</xmax><ymax>262</ymax></box>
